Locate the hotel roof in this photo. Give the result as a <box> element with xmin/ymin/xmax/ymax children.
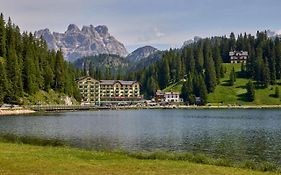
<box><xmin>99</xmin><ymin>80</ymin><xmax>137</xmax><ymax>85</ymax></box>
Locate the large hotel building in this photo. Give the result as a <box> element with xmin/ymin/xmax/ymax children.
<box><xmin>77</xmin><ymin>76</ymin><xmax>142</xmax><ymax>105</ymax></box>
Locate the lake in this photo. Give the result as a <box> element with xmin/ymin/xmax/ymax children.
<box><xmin>1</xmin><ymin>109</ymin><xmax>281</xmax><ymax>164</ymax></box>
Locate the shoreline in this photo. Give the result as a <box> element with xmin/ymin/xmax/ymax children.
<box><xmin>0</xmin><ymin>108</ymin><xmax>36</xmax><ymax>116</ymax></box>
<box><xmin>1</xmin><ymin>104</ymin><xmax>281</xmax><ymax>115</ymax></box>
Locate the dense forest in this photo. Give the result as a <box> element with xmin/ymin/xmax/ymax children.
<box><xmin>0</xmin><ymin>14</ymin><xmax>81</xmax><ymax>104</ymax></box>
<box><xmin>128</xmin><ymin>31</ymin><xmax>281</xmax><ymax>104</ymax></box>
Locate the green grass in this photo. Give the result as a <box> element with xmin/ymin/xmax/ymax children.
<box><xmin>0</xmin><ymin>142</ymin><xmax>280</xmax><ymax>175</ymax></box>
<box><xmin>20</xmin><ymin>89</ymin><xmax>78</xmax><ymax>105</ymax></box>
<box><xmin>163</xmin><ymin>81</ymin><xmax>184</xmax><ymax>92</ymax></box>
<box><xmin>164</xmin><ymin>63</ymin><xmax>281</xmax><ymax>106</ymax></box>
<box><xmin>208</xmin><ymin>63</ymin><xmax>281</xmax><ymax>105</ymax></box>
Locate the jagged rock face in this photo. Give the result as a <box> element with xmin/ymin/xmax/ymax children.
<box><xmin>35</xmin><ymin>24</ymin><xmax>128</xmax><ymax>62</ymax></box>
<box><xmin>127</xmin><ymin>46</ymin><xmax>158</xmax><ymax>62</ymax></box>
<box><xmin>182</xmin><ymin>36</ymin><xmax>202</xmax><ymax>48</ymax></box>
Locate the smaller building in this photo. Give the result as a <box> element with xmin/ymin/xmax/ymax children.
<box><xmin>155</xmin><ymin>90</ymin><xmax>165</xmax><ymax>103</ymax></box>
<box><xmin>229</xmin><ymin>51</ymin><xmax>248</xmax><ymax>63</ymax></box>
<box><xmin>164</xmin><ymin>92</ymin><xmax>181</xmax><ymax>103</ymax></box>
<box><xmin>155</xmin><ymin>90</ymin><xmax>182</xmax><ymax>103</ymax></box>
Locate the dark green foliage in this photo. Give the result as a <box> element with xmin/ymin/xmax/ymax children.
<box><xmin>0</xmin><ymin>14</ymin><xmax>80</xmax><ymax>104</ymax></box>
<box><xmin>274</xmin><ymin>86</ymin><xmax>280</xmax><ymax>98</ymax></box>
<box><xmin>198</xmin><ymin>75</ymin><xmax>208</xmax><ymax>105</ymax></box>
<box><xmin>181</xmin><ymin>82</ymin><xmax>188</xmax><ymax>103</ymax></box>
<box><xmin>54</xmin><ymin>50</ymin><xmax>66</xmax><ymax>92</ymax></box>
<box><xmin>246</xmin><ymin>81</ymin><xmax>255</xmax><ymax>102</ymax></box>
<box><xmin>229</xmin><ymin>67</ymin><xmax>236</xmax><ymax>86</ymax></box>
<box><xmin>203</xmin><ymin>40</ymin><xmax>217</xmax><ymax>92</ymax></box>
<box><xmin>146</xmin><ymin>76</ymin><xmax>158</xmax><ymax>98</ymax></box>
<box><xmin>0</xmin><ymin>58</ymin><xmax>9</xmax><ymax>104</ymax></box>
<box><xmin>0</xmin><ymin>13</ymin><xmax>6</xmax><ymax>58</ymax></box>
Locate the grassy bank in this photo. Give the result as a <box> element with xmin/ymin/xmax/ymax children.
<box><xmin>164</xmin><ymin>63</ymin><xmax>281</xmax><ymax>106</ymax></box>
<box><xmin>0</xmin><ymin>141</ymin><xmax>280</xmax><ymax>175</ymax></box>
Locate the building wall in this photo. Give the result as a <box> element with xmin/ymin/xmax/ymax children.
<box><xmin>229</xmin><ymin>51</ymin><xmax>248</xmax><ymax>63</ymax></box>
<box><xmin>78</xmin><ymin>77</ymin><xmax>100</xmax><ymax>104</ymax></box>
<box><xmin>77</xmin><ymin>77</ymin><xmax>141</xmax><ymax>104</ymax></box>
<box><xmin>164</xmin><ymin>93</ymin><xmax>180</xmax><ymax>102</ymax></box>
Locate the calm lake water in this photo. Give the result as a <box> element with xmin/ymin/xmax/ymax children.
<box><xmin>1</xmin><ymin>109</ymin><xmax>281</xmax><ymax>163</ymax></box>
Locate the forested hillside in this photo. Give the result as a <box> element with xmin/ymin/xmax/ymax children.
<box><xmin>0</xmin><ymin>14</ymin><xmax>80</xmax><ymax>104</ymax></box>
<box><xmin>131</xmin><ymin>31</ymin><xmax>281</xmax><ymax>104</ymax></box>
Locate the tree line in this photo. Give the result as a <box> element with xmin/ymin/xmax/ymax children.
<box><xmin>128</xmin><ymin>31</ymin><xmax>281</xmax><ymax>104</ymax></box>
<box><xmin>0</xmin><ymin>14</ymin><xmax>81</xmax><ymax>104</ymax></box>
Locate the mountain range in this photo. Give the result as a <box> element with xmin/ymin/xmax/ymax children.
<box><xmin>35</xmin><ymin>24</ymin><xmax>128</xmax><ymax>62</ymax></box>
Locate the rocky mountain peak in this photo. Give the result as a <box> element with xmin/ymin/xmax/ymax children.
<box><xmin>127</xmin><ymin>46</ymin><xmax>158</xmax><ymax>62</ymax></box>
<box><xmin>67</xmin><ymin>24</ymin><xmax>80</xmax><ymax>33</ymax></box>
<box><xmin>95</xmin><ymin>25</ymin><xmax>108</xmax><ymax>37</ymax></box>
<box><xmin>35</xmin><ymin>24</ymin><xmax>128</xmax><ymax>62</ymax></box>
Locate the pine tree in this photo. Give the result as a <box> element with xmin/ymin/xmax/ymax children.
<box><xmin>204</xmin><ymin>41</ymin><xmax>217</xmax><ymax>92</ymax></box>
<box><xmin>0</xmin><ymin>59</ymin><xmax>8</xmax><ymax>103</ymax></box>
<box><xmin>146</xmin><ymin>76</ymin><xmax>158</xmax><ymax>98</ymax></box>
<box><xmin>195</xmin><ymin>46</ymin><xmax>204</xmax><ymax>72</ymax></box>
<box><xmin>6</xmin><ymin>17</ymin><xmax>23</xmax><ymax>100</ymax></box>
<box><xmin>158</xmin><ymin>58</ymin><xmax>170</xmax><ymax>89</ymax></box>
<box><xmin>198</xmin><ymin>75</ymin><xmax>208</xmax><ymax>105</ymax></box>
<box><xmin>0</xmin><ymin>13</ymin><xmax>6</xmax><ymax>58</ymax></box>
<box><xmin>229</xmin><ymin>67</ymin><xmax>236</xmax><ymax>86</ymax></box>
<box><xmin>213</xmin><ymin>45</ymin><xmax>223</xmax><ymax>83</ymax></box>
<box><xmin>275</xmin><ymin>38</ymin><xmax>281</xmax><ymax>79</ymax></box>
<box><xmin>181</xmin><ymin>82</ymin><xmax>188</xmax><ymax>103</ymax></box>
<box><xmin>246</xmin><ymin>80</ymin><xmax>255</xmax><ymax>102</ymax></box>
<box><xmin>262</xmin><ymin>58</ymin><xmax>270</xmax><ymax>87</ymax></box>
<box><xmin>54</xmin><ymin>49</ymin><xmax>65</xmax><ymax>92</ymax></box>
<box><xmin>229</xmin><ymin>32</ymin><xmax>236</xmax><ymax>51</ymax></box>
<box><xmin>274</xmin><ymin>86</ymin><xmax>280</xmax><ymax>98</ymax></box>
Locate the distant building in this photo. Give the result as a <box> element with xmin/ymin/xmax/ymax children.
<box><xmin>155</xmin><ymin>90</ymin><xmax>165</xmax><ymax>103</ymax></box>
<box><xmin>155</xmin><ymin>90</ymin><xmax>182</xmax><ymax>103</ymax></box>
<box><xmin>99</xmin><ymin>80</ymin><xmax>141</xmax><ymax>101</ymax></box>
<box><xmin>77</xmin><ymin>76</ymin><xmax>141</xmax><ymax>105</ymax></box>
<box><xmin>77</xmin><ymin>76</ymin><xmax>100</xmax><ymax>105</ymax></box>
<box><xmin>229</xmin><ymin>51</ymin><xmax>248</xmax><ymax>63</ymax></box>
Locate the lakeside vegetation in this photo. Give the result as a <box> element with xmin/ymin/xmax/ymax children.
<box><xmin>0</xmin><ymin>141</ymin><xmax>280</xmax><ymax>175</ymax></box>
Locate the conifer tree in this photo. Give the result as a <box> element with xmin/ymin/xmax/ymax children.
<box><xmin>213</xmin><ymin>45</ymin><xmax>223</xmax><ymax>83</ymax></box>
<box><xmin>0</xmin><ymin>59</ymin><xmax>8</xmax><ymax>103</ymax></box>
<box><xmin>54</xmin><ymin>49</ymin><xmax>66</xmax><ymax>92</ymax></box>
<box><xmin>229</xmin><ymin>67</ymin><xmax>236</xmax><ymax>86</ymax></box>
<box><xmin>195</xmin><ymin>46</ymin><xmax>204</xmax><ymax>72</ymax></box>
<box><xmin>246</xmin><ymin>80</ymin><xmax>255</xmax><ymax>102</ymax></box>
<box><xmin>0</xmin><ymin>13</ymin><xmax>6</xmax><ymax>58</ymax></box>
<box><xmin>204</xmin><ymin>41</ymin><xmax>217</xmax><ymax>92</ymax></box>
<box><xmin>274</xmin><ymin>86</ymin><xmax>280</xmax><ymax>98</ymax></box>
<box><xmin>198</xmin><ymin>74</ymin><xmax>208</xmax><ymax>105</ymax></box>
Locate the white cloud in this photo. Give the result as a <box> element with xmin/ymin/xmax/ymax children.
<box><xmin>137</xmin><ymin>27</ymin><xmax>165</xmax><ymax>43</ymax></box>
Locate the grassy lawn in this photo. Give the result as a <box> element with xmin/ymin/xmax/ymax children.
<box><xmin>0</xmin><ymin>142</ymin><xmax>280</xmax><ymax>175</ymax></box>
<box><xmin>208</xmin><ymin>63</ymin><xmax>281</xmax><ymax>105</ymax></box>
<box><xmin>163</xmin><ymin>63</ymin><xmax>281</xmax><ymax>106</ymax></box>
<box><xmin>164</xmin><ymin>81</ymin><xmax>184</xmax><ymax>92</ymax></box>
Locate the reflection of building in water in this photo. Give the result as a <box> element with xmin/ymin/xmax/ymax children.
<box><xmin>77</xmin><ymin>76</ymin><xmax>141</xmax><ymax>105</ymax></box>
<box><xmin>229</xmin><ymin>51</ymin><xmax>248</xmax><ymax>63</ymax></box>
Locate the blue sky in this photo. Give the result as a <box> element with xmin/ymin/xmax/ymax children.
<box><xmin>1</xmin><ymin>0</ymin><xmax>281</xmax><ymax>52</ymax></box>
